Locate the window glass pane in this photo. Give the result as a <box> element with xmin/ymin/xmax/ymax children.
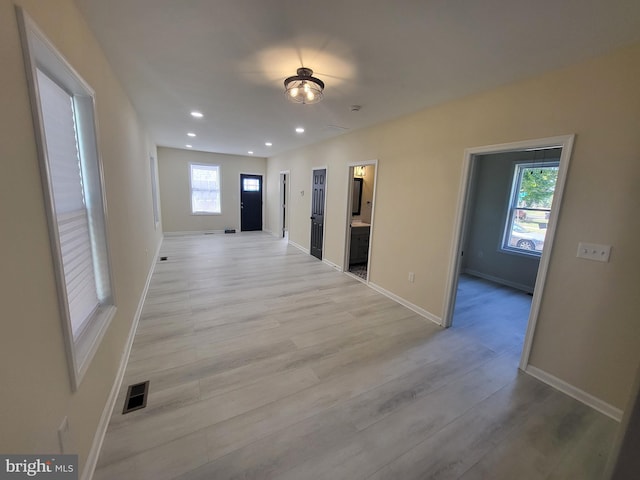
<box><xmin>37</xmin><ymin>69</ymin><xmax>100</xmax><ymax>335</ymax></box>
<box><xmin>190</xmin><ymin>164</ymin><xmax>221</xmax><ymax>213</ymax></box>
<box><xmin>37</xmin><ymin>70</ymin><xmax>86</xmax><ymax>214</ymax></box>
<box><xmin>516</xmin><ymin>166</ymin><xmax>558</xmax><ymax>210</ymax></box>
<box><xmin>503</xmin><ymin>163</ymin><xmax>558</xmax><ymax>255</ymax></box>
<box><xmin>243</xmin><ymin>178</ymin><xmax>260</xmax><ymax>192</ymax></box>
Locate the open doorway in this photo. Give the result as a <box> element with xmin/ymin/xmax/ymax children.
<box><xmin>443</xmin><ymin>135</ymin><xmax>574</xmax><ymax>369</ymax></box>
<box><xmin>344</xmin><ymin>161</ymin><xmax>377</xmax><ymax>281</ymax></box>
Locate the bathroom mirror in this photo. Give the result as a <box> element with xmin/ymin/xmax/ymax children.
<box><xmin>352</xmin><ymin>177</ymin><xmax>363</xmax><ymax>215</ymax></box>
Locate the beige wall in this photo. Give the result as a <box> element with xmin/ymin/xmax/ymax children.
<box><xmin>266</xmin><ymin>44</ymin><xmax>640</xmax><ymax>410</ymax></box>
<box><xmin>158</xmin><ymin>147</ymin><xmax>267</xmax><ymax>233</ymax></box>
<box><xmin>0</xmin><ymin>0</ymin><xmax>162</xmax><ymax>475</ymax></box>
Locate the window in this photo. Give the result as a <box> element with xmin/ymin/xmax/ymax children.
<box><xmin>502</xmin><ymin>162</ymin><xmax>559</xmax><ymax>256</ymax></box>
<box><xmin>190</xmin><ymin>163</ymin><xmax>221</xmax><ymax>214</ymax></box>
<box><xmin>19</xmin><ymin>9</ymin><xmax>115</xmax><ymax>389</ymax></box>
<box><xmin>242</xmin><ymin>177</ymin><xmax>260</xmax><ymax>192</ymax></box>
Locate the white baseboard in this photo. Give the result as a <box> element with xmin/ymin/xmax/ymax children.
<box><xmin>368</xmin><ymin>282</ymin><xmax>442</xmax><ymax>326</ymax></box>
<box><xmin>289</xmin><ymin>239</ymin><xmax>310</xmax><ymax>254</ymax></box>
<box><xmin>163</xmin><ymin>230</ymin><xmax>225</xmax><ymax>236</ymax></box>
<box><xmin>525</xmin><ymin>365</ymin><xmax>622</xmax><ymax>421</ymax></box>
<box><xmin>81</xmin><ymin>239</ymin><xmax>162</xmax><ymax>480</ymax></box>
<box><xmin>323</xmin><ymin>258</ymin><xmax>343</xmax><ymax>272</ymax></box>
<box><xmin>463</xmin><ymin>269</ymin><xmax>534</xmax><ymax>294</ymax></box>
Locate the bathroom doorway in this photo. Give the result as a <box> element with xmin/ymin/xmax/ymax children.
<box><xmin>344</xmin><ymin>161</ymin><xmax>378</xmax><ymax>282</ymax></box>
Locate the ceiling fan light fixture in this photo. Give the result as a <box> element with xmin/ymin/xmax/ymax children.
<box><xmin>284</xmin><ymin>67</ymin><xmax>324</xmax><ymax>105</ymax></box>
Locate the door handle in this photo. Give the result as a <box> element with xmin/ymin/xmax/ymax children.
<box><xmin>310</xmin><ymin>216</ymin><xmax>315</xmax><ymax>220</ymax></box>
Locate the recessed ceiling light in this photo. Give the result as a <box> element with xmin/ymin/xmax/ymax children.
<box><xmin>186</xmin><ymin>144</ymin><xmax>193</xmax><ymax>148</ymax></box>
<box><xmin>248</xmin><ymin>151</ymin><xmax>254</xmax><ymax>155</ymax></box>
<box><xmin>190</xmin><ymin>111</ymin><xmax>203</xmax><ymax>118</ymax></box>
<box><xmin>295</xmin><ymin>127</ymin><xmax>305</xmax><ymax>133</ymax></box>
<box><xmin>265</xmin><ymin>142</ymin><xmax>272</xmax><ymax>147</ymax></box>
<box><xmin>187</xmin><ymin>132</ymin><xmax>196</xmax><ymax>137</ymax></box>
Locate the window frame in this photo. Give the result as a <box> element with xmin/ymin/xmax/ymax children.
<box><xmin>17</xmin><ymin>8</ymin><xmax>116</xmax><ymax>390</ymax></box>
<box><xmin>189</xmin><ymin>163</ymin><xmax>222</xmax><ymax>215</ymax></box>
<box><xmin>501</xmin><ymin>160</ymin><xmax>560</xmax><ymax>258</ymax></box>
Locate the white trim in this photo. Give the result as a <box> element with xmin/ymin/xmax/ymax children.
<box><xmin>368</xmin><ymin>282</ymin><xmax>442</xmax><ymax>326</ymax></box>
<box><xmin>323</xmin><ymin>258</ymin><xmax>343</xmax><ymax>272</ymax></box>
<box><xmin>289</xmin><ymin>239</ymin><xmax>310</xmax><ymax>255</ymax></box>
<box><xmin>163</xmin><ymin>230</ymin><xmax>225</xmax><ymax>236</ymax></box>
<box><xmin>81</xmin><ymin>240</ymin><xmax>162</xmax><ymax>480</ymax></box>
<box><xmin>441</xmin><ymin>135</ymin><xmax>575</xmax><ymax>374</ymax></box>
<box><xmin>343</xmin><ymin>160</ymin><xmax>378</xmax><ymax>282</ymax></box>
<box><xmin>525</xmin><ymin>365</ymin><xmax>622</xmax><ymax>422</ymax></box>
<box><xmin>463</xmin><ymin>269</ymin><xmax>534</xmax><ymax>294</ymax></box>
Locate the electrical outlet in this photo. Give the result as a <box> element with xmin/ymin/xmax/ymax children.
<box><xmin>576</xmin><ymin>242</ymin><xmax>611</xmax><ymax>263</ymax></box>
<box><xmin>408</xmin><ymin>272</ymin><xmax>415</xmax><ymax>283</ymax></box>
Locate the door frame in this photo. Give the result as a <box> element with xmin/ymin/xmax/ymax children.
<box><xmin>310</xmin><ymin>166</ymin><xmax>328</xmax><ymax>259</ymax></box>
<box><xmin>343</xmin><ymin>159</ymin><xmax>379</xmax><ymax>281</ymax></box>
<box><xmin>238</xmin><ymin>172</ymin><xmax>264</xmax><ymax>232</ymax></box>
<box><xmin>442</xmin><ymin>135</ymin><xmax>575</xmax><ymax>370</ymax></box>
<box><xmin>279</xmin><ymin>170</ymin><xmax>290</xmax><ymax>238</ymax></box>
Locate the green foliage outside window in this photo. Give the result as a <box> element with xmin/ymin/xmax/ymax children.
<box><xmin>518</xmin><ymin>166</ymin><xmax>558</xmax><ymax>209</ymax></box>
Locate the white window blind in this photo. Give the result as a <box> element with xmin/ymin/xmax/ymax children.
<box><xmin>190</xmin><ymin>163</ymin><xmax>221</xmax><ymax>214</ymax></box>
<box><xmin>37</xmin><ymin>69</ymin><xmax>100</xmax><ymax>337</ymax></box>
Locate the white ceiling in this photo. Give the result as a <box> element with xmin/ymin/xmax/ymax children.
<box><xmin>75</xmin><ymin>0</ymin><xmax>640</xmax><ymax>158</ymax></box>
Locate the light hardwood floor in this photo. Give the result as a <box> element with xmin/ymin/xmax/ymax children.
<box><xmin>94</xmin><ymin>233</ymin><xmax>616</xmax><ymax>479</ymax></box>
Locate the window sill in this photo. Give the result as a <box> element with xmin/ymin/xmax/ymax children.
<box><xmin>71</xmin><ymin>304</ymin><xmax>116</xmax><ymax>390</ymax></box>
<box><xmin>499</xmin><ymin>247</ymin><xmax>542</xmax><ymax>259</ymax></box>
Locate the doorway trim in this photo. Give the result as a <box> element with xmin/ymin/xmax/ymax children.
<box><xmin>279</xmin><ymin>170</ymin><xmax>290</xmax><ymax>238</ymax></box>
<box><xmin>344</xmin><ymin>159</ymin><xmax>379</xmax><ymax>282</ymax></box>
<box><xmin>442</xmin><ymin>134</ymin><xmax>575</xmax><ymax>370</ymax></box>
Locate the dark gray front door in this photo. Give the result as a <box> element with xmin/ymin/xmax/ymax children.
<box><xmin>310</xmin><ymin>169</ymin><xmax>325</xmax><ymax>259</ymax></box>
<box><xmin>240</xmin><ymin>174</ymin><xmax>262</xmax><ymax>231</ymax></box>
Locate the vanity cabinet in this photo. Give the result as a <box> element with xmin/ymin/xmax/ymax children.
<box><xmin>350</xmin><ymin>226</ymin><xmax>370</xmax><ymax>264</ymax></box>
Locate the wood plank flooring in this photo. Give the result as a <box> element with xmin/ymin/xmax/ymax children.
<box><xmin>94</xmin><ymin>233</ymin><xmax>616</xmax><ymax>479</ymax></box>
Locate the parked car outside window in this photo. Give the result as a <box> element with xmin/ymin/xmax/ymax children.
<box><xmin>508</xmin><ymin>223</ymin><xmax>546</xmax><ymax>251</ymax></box>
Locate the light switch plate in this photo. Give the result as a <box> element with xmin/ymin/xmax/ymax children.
<box><xmin>577</xmin><ymin>242</ymin><xmax>611</xmax><ymax>262</ymax></box>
